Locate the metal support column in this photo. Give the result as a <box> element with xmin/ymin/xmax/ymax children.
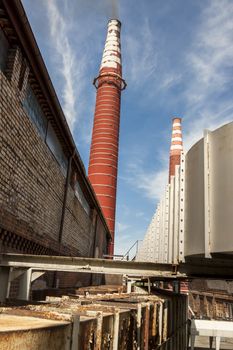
<box><xmin>204</xmin><ymin>130</ymin><xmax>211</xmax><ymax>258</ymax></box>
<box><xmin>71</xmin><ymin>315</ymin><xmax>80</xmax><ymax>350</ymax></box>
<box><xmin>173</xmin><ymin>280</ymin><xmax>180</xmax><ymax>294</ymax></box>
<box><xmin>0</xmin><ymin>266</ymin><xmax>11</xmax><ymax>302</ymax></box>
<box><xmin>137</xmin><ymin>304</ymin><xmax>142</xmax><ymax>350</ymax></box>
<box><xmin>18</xmin><ymin>268</ymin><xmax>32</xmax><ymax>300</ymax></box>
<box><xmin>113</xmin><ymin>310</ymin><xmax>120</xmax><ymax>350</ymax></box>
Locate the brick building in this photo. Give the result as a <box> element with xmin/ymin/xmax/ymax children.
<box><xmin>0</xmin><ymin>0</ymin><xmax>110</xmax><ymax>288</ymax></box>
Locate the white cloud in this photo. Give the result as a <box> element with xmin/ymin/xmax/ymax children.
<box><xmin>138</xmin><ymin>0</ymin><xmax>233</xmax><ymax>202</ymax></box>
<box><xmin>188</xmin><ymin>0</ymin><xmax>233</xmax><ymax>92</ymax></box>
<box><xmin>121</xmin><ymin>1</ymin><xmax>233</xmax><ymax>214</ymax></box>
<box><xmin>116</xmin><ymin>222</ymin><xmax>130</xmax><ymax>233</ymax></box>
<box><xmin>115</xmin><ymin>222</ymin><xmax>134</xmax><ymax>256</ymax></box>
<box><xmin>160</xmin><ymin>72</ymin><xmax>182</xmax><ymax>90</ymax></box>
<box><xmin>123</xmin><ymin>155</ymin><xmax>168</xmax><ymax>202</ymax></box>
<box><xmin>183</xmin><ymin>0</ymin><xmax>233</xmax><ymax>149</ymax></box>
<box><xmin>135</xmin><ymin>211</ymin><xmax>145</xmax><ymax>218</ymax></box>
<box><xmin>45</xmin><ymin>0</ymin><xmax>78</xmax><ymax>130</ymax></box>
<box><xmin>124</xmin><ymin>18</ymin><xmax>158</xmax><ymax>87</ymax></box>
<box><xmin>184</xmin><ymin>106</ymin><xmax>233</xmax><ymax>152</ymax></box>
<box><xmin>114</xmin><ymin>233</ymin><xmax>131</xmax><ymax>255</ymax></box>
<box><xmin>114</xmin><ymin>231</ymin><xmax>143</xmax><ymax>257</ymax></box>
<box><xmin>135</xmin><ymin>0</ymin><xmax>233</xmax><ymax>246</ymax></box>
<box><xmin>43</xmin><ymin>0</ymin><xmax>105</xmax><ymax>147</ymax></box>
<box><xmin>133</xmin><ymin>168</ymin><xmax>168</xmax><ymax>201</ymax></box>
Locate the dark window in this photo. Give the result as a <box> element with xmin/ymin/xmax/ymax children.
<box><xmin>46</xmin><ymin>122</ymin><xmax>68</xmax><ymax>174</ymax></box>
<box><xmin>23</xmin><ymin>85</ymin><xmax>47</xmax><ymax>139</ymax></box>
<box><xmin>0</xmin><ymin>27</ymin><xmax>9</xmax><ymax>70</ymax></box>
<box><xmin>74</xmin><ymin>181</ymin><xmax>90</xmax><ymax>215</ymax></box>
<box><xmin>24</xmin><ymin>84</ymin><xmax>68</xmax><ymax>175</ymax></box>
<box><xmin>18</xmin><ymin>59</ymin><xmax>27</xmax><ymax>90</ymax></box>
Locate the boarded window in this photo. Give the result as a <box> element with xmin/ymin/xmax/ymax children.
<box><xmin>46</xmin><ymin>122</ymin><xmax>68</xmax><ymax>174</ymax></box>
<box><xmin>23</xmin><ymin>85</ymin><xmax>47</xmax><ymax>139</ymax></box>
<box><xmin>74</xmin><ymin>181</ymin><xmax>90</xmax><ymax>216</ymax></box>
<box><xmin>0</xmin><ymin>28</ymin><xmax>9</xmax><ymax>70</ymax></box>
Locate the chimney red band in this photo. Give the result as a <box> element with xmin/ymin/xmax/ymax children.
<box><xmin>88</xmin><ymin>20</ymin><xmax>126</xmax><ymax>256</ymax></box>
<box><xmin>169</xmin><ymin>117</ymin><xmax>183</xmax><ymax>183</ymax></box>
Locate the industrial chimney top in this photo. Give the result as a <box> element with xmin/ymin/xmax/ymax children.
<box><xmin>108</xmin><ymin>19</ymin><xmax>121</xmax><ymax>26</ymax></box>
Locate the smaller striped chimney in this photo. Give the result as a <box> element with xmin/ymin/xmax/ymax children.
<box><xmin>169</xmin><ymin>117</ymin><xmax>183</xmax><ymax>182</ymax></box>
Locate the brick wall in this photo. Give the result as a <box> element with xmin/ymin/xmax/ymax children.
<box><xmin>0</xmin><ymin>40</ymin><xmax>109</xmax><ymax>288</ymax></box>
<box><xmin>63</xmin><ymin>185</ymin><xmax>94</xmax><ymax>257</ymax></box>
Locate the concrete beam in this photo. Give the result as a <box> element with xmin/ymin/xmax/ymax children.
<box><xmin>0</xmin><ymin>253</ymin><xmax>180</xmax><ymax>278</ymax></box>
<box><xmin>0</xmin><ymin>254</ymin><xmax>233</xmax><ymax>279</ymax></box>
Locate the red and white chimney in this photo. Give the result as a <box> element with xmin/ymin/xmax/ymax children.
<box><xmin>169</xmin><ymin>117</ymin><xmax>183</xmax><ymax>182</ymax></box>
<box><xmin>88</xmin><ymin>19</ymin><xmax>126</xmax><ymax>256</ymax></box>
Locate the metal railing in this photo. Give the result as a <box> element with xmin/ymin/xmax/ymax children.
<box><xmin>121</xmin><ymin>240</ymin><xmax>142</xmax><ymax>261</ymax></box>
<box><xmin>103</xmin><ymin>240</ymin><xmax>142</xmax><ymax>261</ymax></box>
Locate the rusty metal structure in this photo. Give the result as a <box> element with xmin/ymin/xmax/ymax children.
<box><xmin>1</xmin><ymin>252</ymin><xmax>233</xmax><ymax>306</ymax></box>
<box><xmin>88</xmin><ymin>19</ymin><xmax>126</xmax><ymax>256</ymax></box>
<box><xmin>0</xmin><ymin>289</ymin><xmax>188</xmax><ymax>350</ymax></box>
<box><xmin>189</xmin><ymin>290</ymin><xmax>233</xmax><ymax>321</ymax></box>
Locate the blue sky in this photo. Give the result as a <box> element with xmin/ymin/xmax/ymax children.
<box><xmin>22</xmin><ymin>0</ymin><xmax>233</xmax><ymax>255</ymax></box>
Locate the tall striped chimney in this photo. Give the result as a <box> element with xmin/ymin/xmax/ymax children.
<box><xmin>169</xmin><ymin>117</ymin><xmax>183</xmax><ymax>182</ymax></box>
<box><xmin>88</xmin><ymin>20</ymin><xmax>126</xmax><ymax>256</ymax></box>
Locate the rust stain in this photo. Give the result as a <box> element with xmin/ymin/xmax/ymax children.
<box><xmin>0</xmin><ymin>289</ymin><xmax>188</xmax><ymax>350</ymax></box>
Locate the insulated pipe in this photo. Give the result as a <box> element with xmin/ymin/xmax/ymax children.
<box><xmin>169</xmin><ymin>117</ymin><xmax>183</xmax><ymax>183</ymax></box>
<box><xmin>88</xmin><ymin>19</ymin><xmax>126</xmax><ymax>256</ymax></box>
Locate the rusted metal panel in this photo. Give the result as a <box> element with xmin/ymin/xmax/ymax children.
<box><xmin>0</xmin><ymin>327</ymin><xmax>71</xmax><ymax>350</ymax></box>
<box><xmin>79</xmin><ymin>318</ymin><xmax>97</xmax><ymax>350</ymax></box>
<box><xmin>189</xmin><ymin>290</ymin><xmax>233</xmax><ymax>321</ymax></box>
<box><xmin>95</xmin><ymin>312</ymin><xmax>103</xmax><ymax>350</ymax></box>
<box><xmin>0</xmin><ymin>314</ymin><xmax>71</xmax><ymax>350</ymax></box>
<box><xmin>0</xmin><ymin>289</ymin><xmax>188</xmax><ymax>350</ymax></box>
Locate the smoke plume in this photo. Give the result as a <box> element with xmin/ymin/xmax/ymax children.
<box><xmin>110</xmin><ymin>0</ymin><xmax>119</xmax><ymax>19</ymax></box>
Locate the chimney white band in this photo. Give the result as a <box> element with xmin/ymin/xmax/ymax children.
<box><xmin>104</xmin><ymin>44</ymin><xmax>121</xmax><ymax>53</ymax></box>
<box><xmin>172</xmin><ymin>130</ymin><xmax>182</xmax><ymax>134</ymax></box>
<box><xmin>108</xmin><ymin>25</ymin><xmax>120</xmax><ymax>32</ymax></box>
<box><xmin>108</xmin><ymin>20</ymin><xmax>119</xmax><ymax>26</ymax></box>
<box><xmin>172</xmin><ymin>137</ymin><xmax>183</xmax><ymax>142</ymax></box>
<box><xmin>100</xmin><ymin>21</ymin><xmax>121</xmax><ymax>70</ymax></box>
<box><xmin>170</xmin><ymin>145</ymin><xmax>183</xmax><ymax>150</ymax></box>
<box><xmin>102</xmin><ymin>54</ymin><xmax>121</xmax><ymax>64</ymax></box>
<box><xmin>172</xmin><ymin>122</ymin><xmax>181</xmax><ymax>127</ymax></box>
